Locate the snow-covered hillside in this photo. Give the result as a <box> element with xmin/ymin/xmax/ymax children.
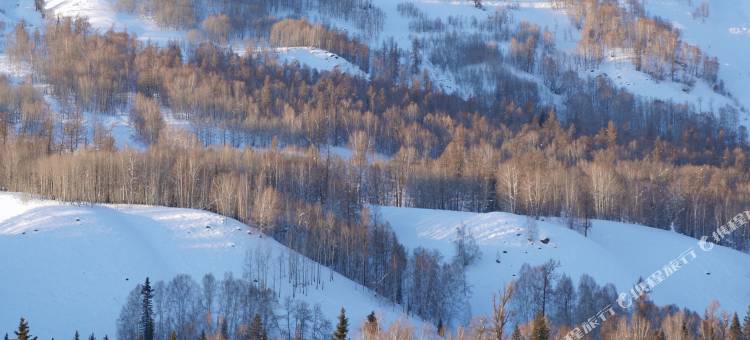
<box><xmin>641</xmin><ymin>0</ymin><xmax>750</xmax><ymax>123</ymax></box>
<box><xmin>44</xmin><ymin>0</ymin><xmax>184</xmax><ymax>44</ymax></box>
<box><xmin>377</xmin><ymin>0</ymin><xmax>741</xmax><ymax>114</ymax></box>
<box><xmin>42</xmin><ymin>0</ymin><xmax>366</xmax><ymax>77</ymax></box>
<box><xmin>377</xmin><ymin>205</ymin><xmax>750</xmax><ymax>318</ymax></box>
<box><xmin>0</xmin><ymin>193</ymin><xmax>413</xmax><ymax>338</ymax></box>
<box><xmin>4</xmin><ymin>0</ymin><xmax>747</xmax><ymax>120</ymax></box>
<box><xmin>265</xmin><ymin>47</ymin><xmax>369</xmax><ymax>79</ymax></box>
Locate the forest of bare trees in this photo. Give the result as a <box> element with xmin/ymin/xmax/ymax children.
<box><xmin>2</xmin><ymin>14</ymin><xmax>750</xmax><ymax>249</ymax></box>
<box><xmin>557</xmin><ymin>0</ymin><xmax>720</xmax><ymax>86</ymax></box>
<box><xmin>270</xmin><ymin>19</ymin><xmax>370</xmax><ymax>72</ymax></box>
<box><xmin>104</xmin><ymin>260</ymin><xmax>750</xmax><ymax>340</ymax></box>
<box><xmin>114</xmin><ymin>0</ymin><xmax>384</xmax><ymax>41</ymax></box>
<box><xmin>2</xmin><ymin>2</ymin><xmax>750</xmax><ymax>337</ymax></box>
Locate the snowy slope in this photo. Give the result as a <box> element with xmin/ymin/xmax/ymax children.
<box><xmin>292</xmin><ymin>0</ymin><xmax>741</xmax><ymax>119</ymax></box>
<box><xmin>266</xmin><ymin>47</ymin><xmax>369</xmax><ymax>79</ymax></box>
<box><xmin>0</xmin><ymin>193</ymin><xmax>413</xmax><ymax>338</ymax></box>
<box><xmin>377</xmin><ymin>205</ymin><xmax>750</xmax><ymax>318</ymax></box>
<box><xmin>641</xmin><ymin>0</ymin><xmax>750</xmax><ymax>125</ymax></box>
<box><xmin>374</xmin><ymin>0</ymin><xmax>738</xmax><ymax>114</ymax></box>
<box><xmin>4</xmin><ymin>0</ymin><xmax>745</xmax><ymax>119</ymax></box>
<box><xmin>42</xmin><ymin>0</ymin><xmax>367</xmax><ymax>77</ymax></box>
<box><xmin>44</xmin><ymin>0</ymin><xmax>185</xmax><ymax>44</ymax></box>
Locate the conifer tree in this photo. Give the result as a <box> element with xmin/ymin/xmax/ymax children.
<box><xmin>436</xmin><ymin>319</ymin><xmax>445</xmax><ymax>337</ymax></box>
<box><xmin>4</xmin><ymin>333</ymin><xmax>8</xmax><ymax>340</ymax></box>
<box><xmin>743</xmin><ymin>306</ymin><xmax>750</xmax><ymax>339</ymax></box>
<box><xmin>87</xmin><ymin>333</ymin><xmax>95</xmax><ymax>340</ymax></box>
<box><xmin>729</xmin><ymin>312</ymin><xmax>743</xmax><ymax>340</ymax></box>
<box><xmin>73</xmin><ymin>331</ymin><xmax>79</xmax><ymax>340</ymax></box>
<box><xmin>140</xmin><ymin>278</ymin><xmax>155</xmax><ymax>340</ymax></box>
<box><xmin>332</xmin><ymin>307</ymin><xmax>349</xmax><ymax>340</ymax></box>
<box><xmin>220</xmin><ymin>319</ymin><xmax>229</xmax><ymax>340</ymax></box>
<box><xmin>250</xmin><ymin>314</ymin><xmax>267</xmax><ymax>340</ymax></box>
<box><xmin>15</xmin><ymin>318</ymin><xmax>37</xmax><ymax>340</ymax></box>
<box><xmin>530</xmin><ymin>313</ymin><xmax>549</xmax><ymax>340</ymax></box>
<box><xmin>168</xmin><ymin>331</ymin><xmax>176</xmax><ymax>340</ymax></box>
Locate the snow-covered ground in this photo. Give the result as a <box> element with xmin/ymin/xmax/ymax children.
<box><xmin>641</xmin><ymin>0</ymin><xmax>750</xmax><ymax>125</ymax></box>
<box><xmin>377</xmin><ymin>0</ymin><xmax>740</xmax><ymax>115</ymax></box>
<box><xmin>44</xmin><ymin>0</ymin><xmax>184</xmax><ymax>44</ymax></box>
<box><xmin>377</xmin><ymin>205</ymin><xmax>750</xmax><ymax>318</ymax></box>
<box><xmin>264</xmin><ymin>47</ymin><xmax>369</xmax><ymax>79</ymax></box>
<box><xmin>0</xmin><ymin>193</ymin><xmax>414</xmax><ymax>338</ymax></box>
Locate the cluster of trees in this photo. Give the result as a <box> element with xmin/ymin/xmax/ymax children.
<box><xmin>3</xmin><ymin>18</ymin><xmax>750</xmax><ymax>250</ymax></box>
<box><xmin>9</xmin><ymin>18</ymin><xmax>138</xmax><ymax>114</ymax></box>
<box><xmin>0</xmin><ymin>135</ymin><xmax>479</xmax><ymax>326</ymax></box>
<box><xmin>9</xmin><ymin>16</ymin><xmax>745</xmax><ymax>157</ymax></box>
<box><xmin>113</xmin><ymin>262</ymin><xmax>750</xmax><ymax>340</ymax></box>
<box><xmin>559</xmin><ymin>0</ymin><xmax>720</xmax><ymax>85</ymax></box>
<box><xmin>269</xmin><ymin>19</ymin><xmax>370</xmax><ymax>72</ymax></box>
<box><xmin>499</xmin><ymin>264</ymin><xmax>750</xmax><ymax>340</ymax></box>
<box><xmin>9</xmin><ymin>260</ymin><xmax>750</xmax><ymax>339</ymax></box>
<box><xmin>116</xmin><ymin>274</ymin><xmax>302</xmax><ymax>340</ymax></box>
<box><xmin>5</xmin><ymin>318</ymin><xmax>107</xmax><ymax>340</ymax></box>
<box><xmin>129</xmin><ymin>93</ymin><xmax>165</xmax><ymax>144</ymax></box>
<box><xmin>114</xmin><ymin>0</ymin><xmax>383</xmax><ymax>41</ymax></box>
<box><xmin>267</xmin><ymin>0</ymin><xmax>385</xmax><ymax>40</ymax></box>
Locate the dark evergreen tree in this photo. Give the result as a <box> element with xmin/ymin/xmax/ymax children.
<box><xmin>87</xmin><ymin>333</ymin><xmax>95</xmax><ymax>340</ymax></box>
<box><xmin>729</xmin><ymin>312</ymin><xmax>743</xmax><ymax>340</ymax></box>
<box><xmin>4</xmin><ymin>333</ymin><xmax>9</xmax><ymax>340</ymax></box>
<box><xmin>530</xmin><ymin>313</ymin><xmax>549</xmax><ymax>340</ymax></box>
<box><xmin>73</xmin><ymin>331</ymin><xmax>79</xmax><ymax>340</ymax></box>
<box><xmin>743</xmin><ymin>305</ymin><xmax>750</xmax><ymax>340</ymax></box>
<box><xmin>15</xmin><ymin>318</ymin><xmax>37</xmax><ymax>340</ymax></box>
<box><xmin>436</xmin><ymin>319</ymin><xmax>445</xmax><ymax>337</ymax></box>
<box><xmin>332</xmin><ymin>308</ymin><xmax>349</xmax><ymax>340</ymax></box>
<box><xmin>167</xmin><ymin>331</ymin><xmax>176</xmax><ymax>340</ymax></box>
<box><xmin>140</xmin><ymin>277</ymin><xmax>155</xmax><ymax>340</ymax></box>
<box><xmin>250</xmin><ymin>314</ymin><xmax>267</xmax><ymax>340</ymax></box>
<box><xmin>220</xmin><ymin>319</ymin><xmax>229</xmax><ymax>340</ymax></box>
<box><xmin>102</xmin><ymin>336</ymin><xmax>109</xmax><ymax>340</ymax></box>
<box><xmin>410</xmin><ymin>39</ymin><xmax>421</xmax><ymax>75</ymax></box>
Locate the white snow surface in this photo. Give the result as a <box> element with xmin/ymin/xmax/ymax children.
<box><xmin>44</xmin><ymin>0</ymin><xmax>184</xmax><ymax>44</ymax></box>
<box><xmin>0</xmin><ymin>193</ymin><xmax>413</xmax><ymax>338</ymax></box>
<box><xmin>640</xmin><ymin>0</ymin><xmax>750</xmax><ymax>125</ymax></box>
<box><xmin>376</xmin><ymin>205</ymin><xmax>750</xmax><ymax>319</ymax></box>
<box><xmin>266</xmin><ymin>47</ymin><xmax>369</xmax><ymax>79</ymax></box>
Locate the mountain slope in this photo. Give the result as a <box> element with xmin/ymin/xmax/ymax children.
<box><xmin>377</xmin><ymin>205</ymin><xmax>750</xmax><ymax>319</ymax></box>
<box><xmin>641</xmin><ymin>0</ymin><xmax>750</xmax><ymax>124</ymax></box>
<box><xmin>0</xmin><ymin>193</ymin><xmax>413</xmax><ymax>338</ymax></box>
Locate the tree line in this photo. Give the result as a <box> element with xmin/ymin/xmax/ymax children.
<box><xmin>113</xmin><ymin>0</ymin><xmax>384</xmax><ymax>41</ymax></box>
<box><xmin>269</xmin><ymin>19</ymin><xmax>370</xmax><ymax>72</ymax></box>
<box><xmin>10</xmin><ymin>261</ymin><xmax>750</xmax><ymax>340</ymax></box>
<box><xmin>2</xmin><ymin>17</ymin><xmax>750</xmax><ymax>249</ymax></box>
<box><xmin>558</xmin><ymin>0</ymin><xmax>721</xmax><ymax>87</ymax></box>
